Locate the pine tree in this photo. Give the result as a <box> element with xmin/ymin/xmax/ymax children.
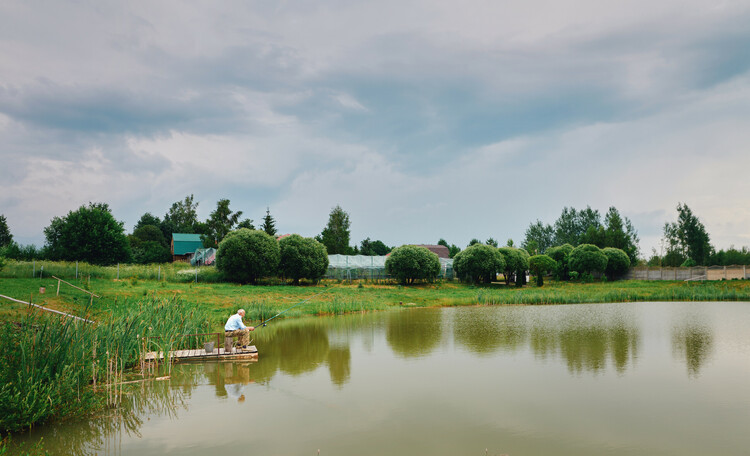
<box><xmin>261</xmin><ymin>207</ymin><xmax>277</xmax><ymax>236</ymax></box>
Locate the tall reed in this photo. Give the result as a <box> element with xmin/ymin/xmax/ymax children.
<box><xmin>0</xmin><ymin>296</ymin><xmax>210</xmax><ymax>434</ymax></box>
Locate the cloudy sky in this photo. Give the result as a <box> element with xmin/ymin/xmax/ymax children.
<box><xmin>2</xmin><ymin>0</ymin><xmax>750</xmax><ymax>256</ymax></box>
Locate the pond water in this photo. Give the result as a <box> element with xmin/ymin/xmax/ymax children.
<box><xmin>16</xmin><ymin>302</ymin><xmax>750</xmax><ymax>455</ymax></box>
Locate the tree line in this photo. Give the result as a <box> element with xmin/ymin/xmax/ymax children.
<box><xmin>1</xmin><ymin>200</ymin><xmax>747</xmax><ymax>272</ymax></box>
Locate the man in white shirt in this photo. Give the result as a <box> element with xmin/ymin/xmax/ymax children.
<box><xmin>224</xmin><ymin>309</ymin><xmax>254</xmax><ymax>348</ymax></box>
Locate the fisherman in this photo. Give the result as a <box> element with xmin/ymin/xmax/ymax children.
<box><xmin>225</xmin><ymin>309</ymin><xmax>254</xmax><ymax>349</ymax></box>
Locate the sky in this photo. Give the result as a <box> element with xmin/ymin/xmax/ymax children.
<box><xmin>2</xmin><ymin>0</ymin><xmax>750</xmax><ymax>257</ymax></box>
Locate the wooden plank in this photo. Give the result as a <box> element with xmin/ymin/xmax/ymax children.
<box><xmin>50</xmin><ymin>276</ymin><xmax>100</xmax><ymax>297</ymax></box>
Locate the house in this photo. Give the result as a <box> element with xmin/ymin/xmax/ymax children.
<box><xmin>412</xmin><ymin>244</ymin><xmax>451</xmax><ymax>259</ymax></box>
<box><xmin>172</xmin><ymin>233</ymin><xmax>203</xmax><ymax>262</ymax></box>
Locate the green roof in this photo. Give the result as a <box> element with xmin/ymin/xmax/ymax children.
<box><xmin>172</xmin><ymin>233</ymin><xmax>203</xmax><ymax>255</ymax></box>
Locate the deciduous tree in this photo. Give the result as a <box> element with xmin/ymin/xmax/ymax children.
<box><xmin>0</xmin><ymin>215</ymin><xmax>12</xmax><ymax>248</ymax></box>
<box><xmin>202</xmin><ymin>199</ymin><xmax>243</xmax><ymax>247</ymax></box>
<box><xmin>663</xmin><ymin>203</ymin><xmax>712</xmax><ymax>265</ymax></box>
<box><xmin>528</xmin><ymin>254</ymin><xmax>557</xmax><ymax>286</ymax></box>
<box><xmin>568</xmin><ymin>244</ymin><xmax>608</xmax><ymax>277</ymax></box>
<box><xmin>43</xmin><ymin>202</ymin><xmax>132</xmax><ymax>265</ymax></box>
<box><xmin>279</xmin><ymin>234</ymin><xmax>329</xmax><ymax>284</ymax></box>
<box><xmin>385</xmin><ymin>245</ymin><xmax>441</xmax><ymax>285</ymax></box>
<box><xmin>319</xmin><ymin>205</ymin><xmax>351</xmax><ymax>254</ymax></box>
<box><xmin>453</xmin><ymin>244</ymin><xmax>505</xmax><ymax>284</ymax></box>
<box><xmin>216</xmin><ymin>229</ymin><xmax>280</xmax><ymax>284</ymax></box>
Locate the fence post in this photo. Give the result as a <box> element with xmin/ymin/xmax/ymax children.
<box><xmin>76</xmin><ymin>261</ymin><xmax>78</xmax><ymax>280</ymax></box>
<box><xmin>195</xmin><ymin>267</ymin><xmax>198</xmax><ymax>283</ymax></box>
<box><xmin>33</xmin><ymin>260</ymin><xmax>36</xmax><ymax>278</ymax></box>
<box><xmin>117</xmin><ymin>264</ymin><xmax>120</xmax><ymax>280</ymax></box>
<box><xmin>57</xmin><ymin>278</ymin><xmax>61</xmax><ymax>296</ymax></box>
<box><xmin>40</xmin><ymin>265</ymin><xmax>43</xmax><ymax>279</ymax></box>
<box><xmin>158</xmin><ymin>265</ymin><xmax>161</xmax><ymax>281</ymax></box>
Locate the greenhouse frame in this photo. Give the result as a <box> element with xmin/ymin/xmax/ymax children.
<box><xmin>325</xmin><ymin>254</ymin><xmax>454</xmax><ymax>281</ymax></box>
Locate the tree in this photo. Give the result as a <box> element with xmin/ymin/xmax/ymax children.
<box><xmin>528</xmin><ymin>255</ymin><xmax>557</xmax><ymax>286</ymax></box>
<box><xmin>546</xmin><ymin>244</ymin><xmax>574</xmax><ymax>280</ymax></box>
<box><xmin>385</xmin><ymin>245</ymin><xmax>441</xmax><ymax>285</ymax></box>
<box><xmin>216</xmin><ymin>229</ymin><xmax>280</xmax><ymax>284</ymax></box>
<box><xmin>452</xmin><ymin>244</ymin><xmax>505</xmax><ymax>284</ymax></box>
<box><xmin>319</xmin><ymin>205</ymin><xmax>351</xmax><ymax>254</ymax></box>
<box><xmin>43</xmin><ymin>202</ymin><xmax>132</xmax><ymax>265</ymax></box>
<box><xmin>279</xmin><ymin>234</ymin><xmax>329</xmax><ymax>284</ymax></box>
<box><xmin>485</xmin><ymin>238</ymin><xmax>499</xmax><ymax>248</ymax></box>
<box><xmin>468</xmin><ymin>238</ymin><xmax>481</xmax><ymax>246</ymax></box>
<box><xmin>522</xmin><ymin>220</ymin><xmax>554</xmax><ymax>254</ymax></box>
<box><xmin>602</xmin><ymin>247</ymin><xmax>630</xmax><ymax>280</ymax></box>
<box><xmin>603</xmin><ymin>207</ymin><xmax>640</xmax><ymax>265</ymax></box>
<box><xmin>129</xmin><ymin>225</ymin><xmax>171</xmax><ymax>263</ymax></box>
<box><xmin>663</xmin><ymin>203</ymin><xmax>713</xmax><ymax>265</ymax></box>
<box><xmin>260</xmin><ymin>207</ymin><xmax>278</xmax><ymax>236</ymax></box>
<box><xmin>498</xmin><ymin>247</ymin><xmax>530</xmax><ymax>287</ymax></box>
<box><xmin>134</xmin><ymin>213</ymin><xmax>161</xmax><ymax>232</ymax></box>
<box><xmin>0</xmin><ymin>215</ymin><xmax>12</xmax><ymax>248</ymax></box>
<box><xmin>237</xmin><ymin>219</ymin><xmax>255</xmax><ymax>230</ymax></box>
<box><xmin>553</xmin><ymin>206</ymin><xmax>601</xmax><ymax>246</ymax></box>
<box><xmin>202</xmin><ymin>199</ymin><xmax>243</xmax><ymax>247</ymax></box>
<box><xmin>161</xmin><ymin>195</ymin><xmax>200</xmax><ymax>239</ymax></box>
<box><xmin>360</xmin><ymin>238</ymin><xmax>391</xmax><ymax>256</ymax></box>
<box><xmin>568</xmin><ymin>244</ymin><xmax>608</xmax><ymax>277</ymax></box>
<box><xmin>132</xmin><ymin>225</ymin><xmax>168</xmax><ymax>247</ymax></box>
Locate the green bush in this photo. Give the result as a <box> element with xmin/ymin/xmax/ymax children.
<box><xmin>569</xmin><ymin>244</ymin><xmax>608</xmax><ymax>277</ymax></box>
<box><xmin>602</xmin><ymin>247</ymin><xmax>630</xmax><ymax>280</ymax></box>
<box><xmin>453</xmin><ymin>244</ymin><xmax>505</xmax><ymax>284</ymax></box>
<box><xmin>385</xmin><ymin>245</ymin><xmax>441</xmax><ymax>285</ymax></box>
<box><xmin>279</xmin><ymin>234</ymin><xmax>329</xmax><ymax>284</ymax></box>
<box><xmin>546</xmin><ymin>244</ymin><xmax>574</xmax><ymax>280</ymax></box>
<box><xmin>528</xmin><ymin>254</ymin><xmax>557</xmax><ymax>286</ymax></box>
<box><xmin>216</xmin><ymin>229</ymin><xmax>280</xmax><ymax>284</ymax></box>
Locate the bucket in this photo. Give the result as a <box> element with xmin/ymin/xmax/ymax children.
<box><xmin>204</xmin><ymin>342</ymin><xmax>215</xmax><ymax>354</ymax></box>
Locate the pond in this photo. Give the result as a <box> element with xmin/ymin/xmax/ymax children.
<box><xmin>15</xmin><ymin>302</ymin><xmax>750</xmax><ymax>455</ymax></box>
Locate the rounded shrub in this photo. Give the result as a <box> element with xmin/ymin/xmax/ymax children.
<box><xmin>279</xmin><ymin>234</ymin><xmax>329</xmax><ymax>284</ymax></box>
<box><xmin>385</xmin><ymin>245</ymin><xmax>441</xmax><ymax>285</ymax></box>
<box><xmin>453</xmin><ymin>244</ymin><xmax>505</xmax><ymax>284</ymax></box>
<box><xmin>602</xmin><ymin>247</ymin><xmax>631</xmax><ymax>280</ymax></box>
<box><xmin>546</xmin><ymin>243</ymin><xmax>574</xmax><ymax>280</ymax></box>
<box><xmin>216</xmin><ymin>229</ymin><xmax>280</xmax><ymax>284</ymax></box>
<box><xmin>568</xmin><ymin>244</ymin><xmax>608</xmax><ymax>277</ymax></box>
<box><xmin>529</xmin><ymin>254</ymin><xmax>557</xmax><ymax>286</ymax></box>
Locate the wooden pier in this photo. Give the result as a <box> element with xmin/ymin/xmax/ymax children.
<box><xmin>145</xmin><ymin>345</ymin><xmax>258</xmax><ymax>362</ymax></box>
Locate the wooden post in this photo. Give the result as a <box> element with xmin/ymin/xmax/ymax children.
<box><xmin>57</xmin><ymin>278</ymin><xmax>61</xmax><ymax>296</ymax></box>
<box><xmin>76</xmin><ymin>261</ymin><xmax>78</xmax><ymax>279</ymax></box>
<box><xmin>117</xmin><ymin>264</ymin><xmax>120</xmax><ymax>280</ymax></box>
<box><xmin>158</xmin><ymin>265</ymin><xmax>161</xmax><ymax>281</ymax></box>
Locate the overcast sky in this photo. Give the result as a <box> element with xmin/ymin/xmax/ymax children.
<box><xmin>2</xmin><ymin>0</ymin><xmax>750</xmax><ymax>257</ymax></box>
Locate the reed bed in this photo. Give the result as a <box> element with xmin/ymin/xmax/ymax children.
<box><xmin>0</xmin><ymin>296</ymin><xmax>209</xmax><ymax>435</ymax></box>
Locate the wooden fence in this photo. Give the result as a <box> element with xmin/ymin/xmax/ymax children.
<box><xmin>627</xmin><ymin>265</ymin><xmax>749</xmax><ymax>281</ymax></box>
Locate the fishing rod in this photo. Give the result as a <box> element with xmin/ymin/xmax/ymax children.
<box><xmin>254</xmin><ymin>284</ymin><xmax>340</xmax><ymax>329</ymax></box>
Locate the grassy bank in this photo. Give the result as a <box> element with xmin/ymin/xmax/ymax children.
<box><xmin>2</xmin><ymin>275</ymin><xmax>750</xmax><ymax>331</ymax></box>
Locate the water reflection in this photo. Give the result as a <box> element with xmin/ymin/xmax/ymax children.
<box><xmin>386</xmin><ymin>309</ymin><xmax>443</xmax><ymax>357</ymax></box>
<box><xmin>672</xmin><ymin>323</ymin><xmax>714</xmax><ymax>378</ymax></box>
<box><xmin>453</xmin><ymin>309</ymin><xmax>526</xmax><ymax>354</ymax></box>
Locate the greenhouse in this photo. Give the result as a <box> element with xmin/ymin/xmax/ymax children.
<box><xmin>325</xmin><ymin>254</ymin><xmax>454</xmax><ymax>281</ymax></box>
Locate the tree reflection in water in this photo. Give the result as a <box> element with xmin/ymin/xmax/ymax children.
<box><xmin>453</xmin><ymin>309</ymin><xmax>526</xmax><ymax>355</ymax></box>
<box><xmin>672</xmin><ymin>323</ymin><xmax>713</xmax><ymax>378</ymax></box>
<box><xmin>385</xmin><ymin>309</ymin><xmax>443</xmax><ymax>358</ymax></box>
